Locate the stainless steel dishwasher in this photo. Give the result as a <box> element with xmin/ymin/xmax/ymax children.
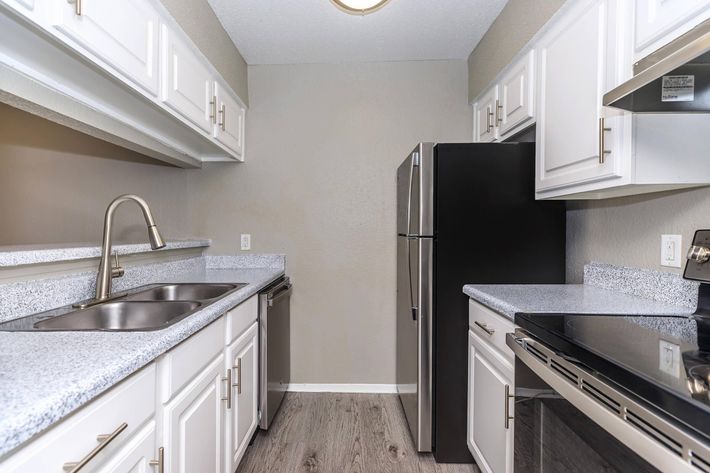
<box><xmin>259</xmin><ymin>276</ymin><xmax>292</xmax><ymax>430</ymax></box>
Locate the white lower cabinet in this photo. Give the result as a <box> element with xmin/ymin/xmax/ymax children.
<box><xmin>225</xmin><ymin>322</ymin><xmax>259</xmax><ymax>473</ymax></box>
<box><xmin>0</xmin><ymin>295</ymin><xmax>260</xmax><ymax>473</ymax></box>
<box><xmin>468</xmin><ymin>301</ymin><xmax>515</xmax><ymax>473</ymax></box>
<box><xmin>163</xmin><ymin>353</ymin><xmax>226</xmax><ymax>473</ymax></box>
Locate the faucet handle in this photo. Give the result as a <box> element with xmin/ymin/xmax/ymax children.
<box><xmin>111</xmin><ymin>252</ymin><xmax>125</xmax><ymax>279</ymax></box>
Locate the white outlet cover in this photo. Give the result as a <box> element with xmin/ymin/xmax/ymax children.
<box><xmin>660</xmin><ymin>234</ymin><xmax>682</xmax><ymax>268</ymax></box>
<box><xmin>659</xmin><ymin>339</ymin><xmax>680</xmax><ymax>377</ymax></box>
<box><xmin>240</xmin><ymin>234</ymin><xmax>251</xmax><ymax>251</ymax></box>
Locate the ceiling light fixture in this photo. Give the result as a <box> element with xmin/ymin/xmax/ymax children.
<box><xmin>331</xmin><ymin>0</ymin><xmax>391</xmax><ymax>15</ymax></box>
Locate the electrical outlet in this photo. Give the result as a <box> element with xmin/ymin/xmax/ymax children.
<box><xmin>240</xmin><ymin>234</ymin><xmax>251</xmax><ymax>251</ymax></box>
<box><xmin>661</xmin><ymin>234</ymin><xmax>682</xmax><ymax>268</ymax></box>
<box><xmin>659</xmin><ymin>340</ymin><xmax>680</xmax><ymax>377</ymax></box>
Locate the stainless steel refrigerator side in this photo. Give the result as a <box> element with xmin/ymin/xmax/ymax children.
<box><xmin>396</xmin><ymin>143</ymin><xmax>435</xmax><ymax>453</ymax></box>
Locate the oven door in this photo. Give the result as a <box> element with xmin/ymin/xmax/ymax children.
<box><xmin>507</xmin><ymin>330</ymin><xmax>709</xmax><ymax>473</ymax></box>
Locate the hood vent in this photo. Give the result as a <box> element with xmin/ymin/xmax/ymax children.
<box><xmin>603</xmin><ymin>19</ymin><xmax>710</xmax><ymax>113</ymax></box>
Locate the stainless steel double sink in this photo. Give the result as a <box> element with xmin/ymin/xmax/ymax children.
<box><xmin>0</xmin><ymin>283</ymin><xmax>247</xmax><ymax>332</ymax></box>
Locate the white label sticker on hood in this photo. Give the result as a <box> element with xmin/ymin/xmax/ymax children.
<box><xmin>662</xmin><ymin>75</ymin><xmax>694</xmax><ymax>102</ymax></box>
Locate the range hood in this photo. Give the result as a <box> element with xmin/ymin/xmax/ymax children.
<box><xmin>604</xmin><ymin>19</ymin><xmax>710</xmax><ymax>113</ymax></box>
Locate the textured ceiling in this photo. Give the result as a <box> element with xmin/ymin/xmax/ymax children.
<box><xmin>207</xmin><ymin>0</ymin><xmax>509</xmax><ymax>65</ymax></box>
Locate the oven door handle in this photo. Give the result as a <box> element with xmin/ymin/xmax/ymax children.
<box><xmin>506</xmin><ymin>331</ymin><xmax>710</xmax><ymax>473</ymax></box>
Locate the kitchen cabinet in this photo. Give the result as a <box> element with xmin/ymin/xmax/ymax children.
<box><xmin>473</xmin><ymin>86</ymin><xmax>498</xmax><ymax>142</ymax></box>
<box><xmin>0</xmin><ymin>0</ymin><xmax>247</xmax><ymax>167</ymax></box>
<box><xmin>535</xmin><ymin>0</ymin><xmax>625</xmax><ymax>195</ymax></box>
<box><xmin>163</xmin><ymin>353</ymin><xmax>226</xmax><ymax>473</ymax></box>
<box><xmin>53</xmin><ymin>0</ymin><xmax>161</xmax><ymax>96</ymax></box>
<box><xmin>214</xmin><ymin>81</ymin><xmax>246</xmax><ymax>158</ymax></box>
<box><xmin>467</xmin><ymin>300</ymin><xmax>515</xmax><ymax>473</ymax></box>
<box><xmin>93</xmin><ymin>422</ymin><xmax>160</xmax><ymax>473</ymax></box>
<box><xmin>225</xmin><ymin>322</ymin><xmax>259</xmax><ymax>472</ymax></box>
<box><xmin>634</xmin><ymin>0</ymin><xmax>710</xmax><ymax>61</ymax></box>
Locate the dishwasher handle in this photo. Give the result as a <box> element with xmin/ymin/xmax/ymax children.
<box><xmin>266</xmin><ymin>280</ymin><xmax>292</xmax><ymax>307</ymax></box>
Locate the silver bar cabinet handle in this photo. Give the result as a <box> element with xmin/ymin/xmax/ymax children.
<box><xmin>209</xmin><ymin>96</ymin><xmax>217</xmax><ymax>124</ymax></box>
<box><xmin>233</xmin><ymin>358</ymin><xmax>242</xmax><ymax>395</ymax></box>
<box><xmin>63</xmin><ymin>422</ymin><xmax>127</xmax><ymax>472</ymax></box>
<box><xmin>149</xmin><ymin>446</ymin><xmax>164</xmax><ymax>473</ymax></box>
<box><xmin>222</xmin><ymin>369</ymin><xmax>232</xmax><ymax>409</ymax></box>
<box><xmin>495</xmin><ymin>98</ymin><xmax>502</xmax><ymax>125</ymax></box>
<box><xmin>474</xmin><ymin>321</ymin><xmax>495</xmax><ymax>336</ymax></box>
<box><xmin>598</xmin><ymin>117</ymin><xmax>612</xmax><ymax>164</ymax></box>
<box><xmin>219</xmin><ymin>104</ymin><xmax>226</xmax><ymax>131</ymax></box>
<box><xmin>504</xmin><ymin>384</ymin><xmax>514</xmax><ymax>429</ymax></box>
<box><xmin>486</xmin><ymin>107</ymin><xmax>494</xmax><ymax>133</ymax></box>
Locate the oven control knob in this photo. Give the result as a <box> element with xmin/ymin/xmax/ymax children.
<box><xmin>688</xmin><ymin>245</ymin><xmax>710</xmax><ymax>264</ymax></box>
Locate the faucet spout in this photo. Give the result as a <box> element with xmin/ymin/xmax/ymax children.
<box><xmin>95</xmin><ymin>194</ymin><xmax>166</xmax><ymax>301</ymax></box>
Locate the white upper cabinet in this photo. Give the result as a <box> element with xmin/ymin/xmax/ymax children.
<box><xmin>498</xmin><ymin>50</ymin><xmax>535</xmax><ymax>137</ymax></box>
<box><xmin>0</xmin><ymin>0</ymin><xmax>247</xmax><ymax>167</ymax></box>
<box><xmin>634</xmin><ymin>0</ymin><xmax>710</xmax><ymax>60</ymax></box>
<box><xmin>214</xmin><ymin>80</ymin><xmax>246</xmax><ymax>159</ymax></box>
<box><xmin>161</xmin><ymin>24</ymin><xmax>214</xmax><ymax>133</ymax></box>
<box><xmin>473</xmin><ymin>85</ymin><xmax>498</xmax><ymax>142</ymax></box>
<box><xmin>53</xmin><ymin>0</ymin><xmax>161</xmax><ymax>96</ymax></box>
<box><xmin>535</xmin><ymin>0</ymin><xmax>624</xmax><ymax>194</ymax></box>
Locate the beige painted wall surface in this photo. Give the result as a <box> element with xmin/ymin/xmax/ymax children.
<box><xmin>567</xmin><ymin>187</ymin><xmax>710</xmax><ymax>283</ymax></box>
<box><xmin>0</xmin><ymin>104</ymin><xmax>191</xmax><ymax>245</ymax></box>
<box><xmin>467</xmin><ymin>0</ymin><xmax>565</xmax><ymax>101</ymax></box>
<box><xmin>188</xmin><ymin>61</ymin><xmax>471</xmax><ymax>384</ymax></box>
<box><xmin>161</xmin><ymin>0</ymin><xmax>249</xmax><ymax>105</ymax></box>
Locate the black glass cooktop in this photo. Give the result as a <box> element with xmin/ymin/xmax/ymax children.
<box><xmin>515</xmin><ymin>311</ymin><xmax>710</xmax><ymax>441</ymax></box>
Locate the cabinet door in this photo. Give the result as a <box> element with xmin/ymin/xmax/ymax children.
<box><xmin>53</xmin><ymin>0</ymin><xmax>160</xmax><ymax>96</ymax></box>
<box><xmin>214</xmin><ymin>81</ymin><xmax>246</xmax><ymax>159</ymax></box>
<box><xmin>94</xmin><ymin>421</ymin><xmax>159</xmax><ymax>473</ymax></box>
<box><xmin>468</xmin><ymin>331</ymin><xmax>513</xmax><ymax>473</ymax></box>
<box><xmin>634</xmin><ymin>0</ymin><xmax>710</xmax><ymax>59</ymax></box>
<box><xmin>536</xmin><ymin>0</ymin><xmax>623</xmax><ymax>193</ymax></box>
<box><xmin>498</xmin><ymin>50</ymin><xmax>535</xmax><ymax>138</ymax></box>
<box><xmin>473</xmin><ymin>86</ymin><xmax>498</xmax><ymax>142</ymax></box>
<box><xmin>164</xmin><ymin>353</ymin><xmax>225</xmax><ymax>473</ymax></box>
<box><xmin>225</xmin><ymin>323</ymin><xmax>259</xmax><ymax>472</ymax></box>
<box><xmin>161</xmin><ymin>24</ymin><xmax>214</xmax><ymax>133</ymax></box>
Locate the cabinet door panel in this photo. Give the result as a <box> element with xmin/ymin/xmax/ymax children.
<box><xmin>499</xmin><ymin>50</ymin><xmax>535</xmax><ymax>138</ymax></box>
<box><xmin>634</xmin><ymin>0</ymin><xmax>710</xmax><ymax>58</ymax></box>
<box><xmin>225</xmin><ymin>323</ymin><xmax>259</xmax><ymax>472</ymax></box>
<box><xmin>473</xmin><ymin>86</ymin><xmax>498</xmax><ymax>142</ymax></box>
<box><xmin>215</xmin><ymin>81</ymin><xmax>246</xmax><ymax>158</ymax></box>
<box><xmin>536</xmin><ymin>0</ymin><xmax>622</xmax><ymax>193</ymax></box>
<box><xmin>468</xmin><ymin>331</ymin><xmax>513</xmax><ymax>473</ymax></box>
<box><xmin>164</xmin><ymin>354</ymin><xmax>225</xmax><ymax>473</ymax></box>
<box><xmin>54</xmin><ymin>0</ymin><xmax>160</xmax><ymax>95</ymax></box>
<box><xmin>161</xmin><ymin>25</ymin><xmax>213</xmax><ymax>133</ymax></box>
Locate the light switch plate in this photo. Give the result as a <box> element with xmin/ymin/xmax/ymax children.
<box><xmin>661</xmin><ymin>234</ymin><xmax>682</xmax><ymax>268</ymax></box>
<box><xmin>240</xmin><ymin>234</ymin><xmax>251</xmax><ymax>251</ymax></box>
<box><xmin>659</xmin><ymin>339</ymin><xmax>681</xmax><ymax>377</ymax></box>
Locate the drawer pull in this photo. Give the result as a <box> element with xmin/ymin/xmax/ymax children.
<box><xmin>474</xmin><ymin>321</ymin><xmax>495</xmax><ymax>336</ymax></box>
<box><xmin>504</xmin><ymin>384</ymin><xmax>514</xmax><ymax>429</ymax></box>
<box><xmin>222</xmin><ymin>368</ymin><xmax>232</xmax><ymax>409</ymax></box>
<box><xmin>63</xmin><ymin>422</ymin><xmax>127</xmax><ymax>472</ymax></box>
<box><xmin>233</xmin><ymin>358</ymin><xmax>242</xmax><ymax>395</ymax></box>
<box><xmin>149</xmin><ymin>447</ymin><xmax>164</xmax><ymax>473</ymax></box>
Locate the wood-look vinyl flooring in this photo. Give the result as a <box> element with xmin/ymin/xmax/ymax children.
<box><xmin>237</xmin><ymin>392</ymin><xmax>481</xmax><ymax>473</ymax></box>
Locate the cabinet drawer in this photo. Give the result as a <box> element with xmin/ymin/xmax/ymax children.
<box><xmin>468</xmin><ymin>300</ymin><xmax>515</xmax><ymax>361</ymax></box>
<box><xmin>158</xmin><ymin>317</ymin><xmax>224</xmax><ymax>403</ymax></box>
<box><xmin>225</xmin><ymin>295</ymin><xmax>258</xmax><ymax>346</ymax></box>
<box><xmin>0</xmin><ymin>364</ymin><xmax>156</xmax><ymax>473</ymax></box>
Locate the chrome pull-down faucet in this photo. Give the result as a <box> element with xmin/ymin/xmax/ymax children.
<box><xmin>94</xmin><ymin>194</ymin><xmax>165</xmax><ymax>302</ymax></box>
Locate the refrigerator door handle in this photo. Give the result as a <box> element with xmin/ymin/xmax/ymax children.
<box><xmin>406</xmin><ymin>151</ymin><xmax>419</xmax><ymax>236</ymax></box>
<box><xmin>407</xmin><ymin>236</ymin><xmax>417</xmax><ymax>321</ymax></box>
<box><xmin>406</xmin><ymin>151</ymin><xmax>419</xmax><ymax>322</ymax></box>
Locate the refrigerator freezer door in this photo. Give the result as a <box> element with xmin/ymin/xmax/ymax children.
<box><xmin>396</xmin><ymin>234</ymin><xmax>433</xmax><ymax>452</ymax></box>
<box><xmin>396</xmin><ymin>143</ymin><xmax>434</xmax><ymax>237</ymax></box>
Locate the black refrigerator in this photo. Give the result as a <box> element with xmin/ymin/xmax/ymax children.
<box><xmin>396</xmin><ymin>142</ymin><xmax>566</xmax><ymax>463</ymax></box>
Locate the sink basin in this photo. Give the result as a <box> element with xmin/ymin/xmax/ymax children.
<box><xmin>33</xmin><ymin>301</ymin><xmax>201</xmax><ymax>331</ymax></box>
<box><xmin>126</xmin><ymin>283</ymin><xmax>245</xmax><ymax>301</ymax></box>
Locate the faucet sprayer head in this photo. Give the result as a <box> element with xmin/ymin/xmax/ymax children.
<box><xmin>148</xmin><ymin>225</ymin><xmax>166</xmax><ymax>250</ymax></box>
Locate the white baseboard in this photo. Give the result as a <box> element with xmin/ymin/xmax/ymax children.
<box><xmin>286</xmin><ymin>384</ymin><xmax>398</xmax><ymax>394</ymax></box>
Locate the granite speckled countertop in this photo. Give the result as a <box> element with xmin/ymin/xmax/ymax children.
<box><xmin>463</xmin><ymin>284</ymin><xmax>694</xmax><ymax>320</ymax></box>
<box><xmin>0</xmin><ymin>256</ymin><xmax>284</xmax><ymax>458</ymax></box>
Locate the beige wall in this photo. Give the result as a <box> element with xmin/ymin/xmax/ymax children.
<box><xmin>187</xmin><ymin>61</ymin><xmax>471</xmax><ymax>384</ymax></box>
<box><xmin>467</xmin><ymin>0</ymin><xmax>565</xmax><ymax>101</ymax></box>
<box><xmin>0</xmin><ymin>104</ymin><xmax>191</xmax><ymax>245</ymax></box>
<box><xmin>161</xmin><ymin>0</ymin><xmax>249</xmax><ymax>104</ymax></box>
